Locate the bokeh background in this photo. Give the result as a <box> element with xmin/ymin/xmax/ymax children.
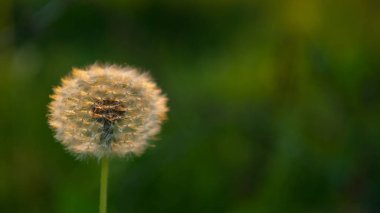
<box><xmin>1</xmin><ymin>0</ymin><xmax>379</xmax><ymax>212</ymax></box>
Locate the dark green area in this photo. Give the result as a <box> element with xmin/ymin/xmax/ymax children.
<box><xmin>0</xmin><ymin>0</ymin><xmax>379</xmax><ymax>212</ymax></box>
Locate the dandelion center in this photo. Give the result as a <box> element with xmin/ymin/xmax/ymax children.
<box><xmin>91</xmin><ymin>99</ymin><xmax>126</xmax><ymax>122</ymax></box>
<box><xmin>91</xmin><ymin>99</ymin><xmax>127</xmax><ymax>147</ymax></box>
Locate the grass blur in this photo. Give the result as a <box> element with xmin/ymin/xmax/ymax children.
<box><xmin>0</xmin><ymin>0</ymin><xmax>379</xmax><ymax>212</ymax></box>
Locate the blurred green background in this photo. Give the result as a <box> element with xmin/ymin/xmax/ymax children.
<box><xmin>1</xmin><ymin>0</ymin><xmax>379</xmax><ymax>212</ymax></box>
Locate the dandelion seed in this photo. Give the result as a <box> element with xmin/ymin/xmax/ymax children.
<box><xmin>48</xmin><ymin>64</ymin><xmax>168</xmax><ymax>159</ymax></box>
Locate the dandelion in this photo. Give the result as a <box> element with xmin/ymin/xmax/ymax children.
<box><xmin>48</xmin><ymin>63</ymin><xmax>168</xmax><ymax>213</ymax></box>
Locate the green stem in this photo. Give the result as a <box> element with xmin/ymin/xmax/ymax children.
<box><xmin>99</xmin><ymin>156</ymin><xmax>109</xmax><ymax>213</ymax></box>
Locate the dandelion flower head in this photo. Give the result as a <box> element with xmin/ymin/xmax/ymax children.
<box><xmin>48</xmin><ymin>64</ymin><xmax>168</xmax><ymax>159</ymax></box>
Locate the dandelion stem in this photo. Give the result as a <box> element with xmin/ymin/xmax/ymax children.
<box><xmin>99</xmin><ymin>156</ymin><xmax>109</xmax><ymax>213</ymax></box>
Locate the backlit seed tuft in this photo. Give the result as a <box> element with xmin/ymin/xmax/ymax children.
<box><xmin>48</xmin><ymin>64</ymin><xmax>168</xmax><ymax>159</ymax></box>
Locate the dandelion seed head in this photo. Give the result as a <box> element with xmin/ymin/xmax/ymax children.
<box><xmin>48</xmin><ymin>64</ymin><xmax>168</xmax><ymax>159</ymax></box>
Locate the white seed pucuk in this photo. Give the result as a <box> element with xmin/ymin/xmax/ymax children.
<box><xmin>48</xmin><ymin>64</ymin><xmax>168</xmax><ymax>159</ymax></box>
